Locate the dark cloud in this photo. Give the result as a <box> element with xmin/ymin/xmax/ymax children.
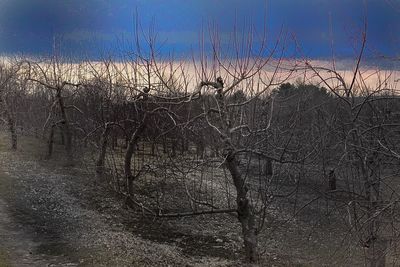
<box><xmin>0</xmin><ymin>0</ymin><xmax>398</xmax><ymax>59</ymax></box>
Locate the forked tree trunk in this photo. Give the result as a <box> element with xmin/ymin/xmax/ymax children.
<box><xmin>200</xmin><ymin>77</ymin><xmax>259</xmax><ymax>262</ymax></box>
<box><xmin>225</xmin><ymin>152</ymin><xmax>258</xmax><ymax>261</ymax></box>
<box><xmin>124</xmin><ymin>119</ymin><xmax>147</xmax><ymax>195</ymax></box>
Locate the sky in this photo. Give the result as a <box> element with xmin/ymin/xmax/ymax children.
<box><xmin>0</xmin><ymin>0</ymin><xmax>399</xmax><ymax>63</ymax></box>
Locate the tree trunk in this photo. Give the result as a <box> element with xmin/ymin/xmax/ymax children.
<box><xmin>7</xmin><ymin>115</ymin><xmax>17</xmax><ymax>150</ymax></box>
<box><xmin>196</xmin><ymin>141</ymin><xmax>204</xmax><ymax>159</ymax></box>
<box><xmin>365</xmin><ymin>164</ymin><xmax>386</xmax><ymax>267</ymax></box>
<box><xmin>225</xmin><ymin>153</ymin><xmax>258</xmax><ymax>262</ymax></box>
<box><xmin>3</xmin><ymin>103</ymin><xmax>17</xmax><ymax>150</ymax></box>
<box><xmin>367</xmin><ymin>238</ymin><xmax>387</xmax><ymax>267</ymax></box>
<box><xmin>124</xmin><ymin>135</ymin><xmax>129</xmax><ymax>149</ymax></box>
<box><xmin>124</xmin><ymin>119</ymin><xmax>147</xmax><ymax>195</ymax></box>
<box><xmin>171</xmin><ymin>138</ymin><xmax>177</xmax><ymax>157</ymax></box>
<box><xmin>96</xmin><ymin>125</ymin><xmax>110</xmax><ymax>177</ymax></box>
<box><xmin>47</xmin><ymin>124</ymin><xmax>56</xmax><ymax>159</ymax></box>
<box><xmin>180</xmin><ymin>136</ymin><xmax>188</xmax><ymax>155</ymax></box>
<box><xmin>201</xmin><ymin>78</ymin><xmax>259</xmax><ymax>261</ymax></box>
<box><xmin>162</xmin><ymin>136</ymin><xmax>167</xmax><ymax>154</ymax></box>
<box><xmin>56</xmin><ymin>89</ymin><xmax>73</xmax><ymax>162</ymax></box>
<box><xmin>59</xmin><ymin>125</ymin><xmax>65</xmax><ymax>145</ymax></box>
<box><xmin>265</xmin><ymin>158</ymin><xmax>273</xmax><ymax>176</ymax></box>
<box><xmin>151</xmin><ymin>140</ymin><xmax>156</xmax><ymax>156</ymax></box>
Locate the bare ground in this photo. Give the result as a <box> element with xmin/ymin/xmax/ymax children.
<box><xmin>0</xmin><ymin>136</ymin><xmax>242</xmax><ymax>267</ymax></box>
<box><xmin>0</xmin><ymin>134</ymin><xmax>373</xmax><ymax>266</ymax></box>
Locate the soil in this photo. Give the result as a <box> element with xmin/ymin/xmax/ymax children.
<box><xmin>0</xmin><ymin>135</ymin><xmax>240</xmax><ymax>267</ymax></box>
<box><xmin>0</xmin><ymin>134</ymin><xmax>371</xmax><ymax>266</ymax></box>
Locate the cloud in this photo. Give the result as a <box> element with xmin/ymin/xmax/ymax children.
<box><xmin>63</xmin><ymin>30</ymin><xmax>114</xmax><ymax>43</ymax></box>
<box><xmin>0</xmin><ymin>0</ymin><xmax>398</xmax><ymax>60</ymax></box>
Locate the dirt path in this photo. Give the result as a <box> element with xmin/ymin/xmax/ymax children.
<box><xmin>0</xmin><ymin>196</ymin><xmax>77</xmax><ymax>267</ymax></box>
<box><xmin>0</xmin><ymin>147</ymin><xmax>235</xmax><ymax>267</ymax></box>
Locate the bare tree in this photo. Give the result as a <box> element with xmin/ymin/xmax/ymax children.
<box><xmin>304</xmin><ymin>24</ymin><xmax>400</xmax><ymax>266</ymax></box>
<box><xmin>26</xmin><ymin>56</ymin><xmax>82</xmax><ymax>163</ymax></box>
<box><xmin>0</xmin><ymin>59</ymin><xmax>28</xmax><ymax>150</ymax></box>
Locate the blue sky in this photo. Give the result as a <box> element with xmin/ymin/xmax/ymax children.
<box><xmin>0</xmin><ymin>0</ymin><xmax>398</xmax><ymax>61</ymax></box>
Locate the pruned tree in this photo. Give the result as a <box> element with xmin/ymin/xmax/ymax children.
<box><xmin>26</xmin><ymin>56</ymin><xmax>82</xmax><ymax>163</ymax></box>
<box><xmin>304</xmin><ymin>24</ymin><xmax>400</xmax><ymax>266</ymax></box>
